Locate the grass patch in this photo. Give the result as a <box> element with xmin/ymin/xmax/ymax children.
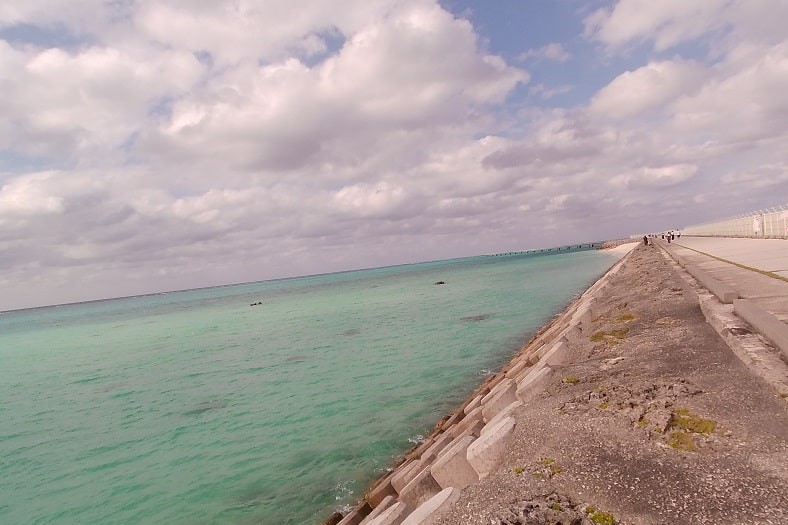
<box><xmin>590</xmin><ymin>328</ymin><xmax>629</xmax><ymax>345</ymax></box>
<box><xmin>668</xmin><ymin>431</ymin><xmax>697</xmax><ymax>451</ymax></box>
<box><xmin>550</xmin><ymin>502</ymin><xmax>562</xmax><ymax>511</ymax></box>
<box><xmin>563</xmin><ymin>376</ymin><xmax>580</xmax><ymax>385</ymax></box>
<box><xmin>671</xmin><ymin>408</ymin><xmax>717</xmax><ymax>434</ymax></box>
<box><xmin>513</xmin><ymin>466</ymin><xmax>524</xmax><ymax>475</ymax></box>
<box><xmin>599</xmin><ymin>402</ymin><xmax>609</xmax><ymax>410</ymax></box>
<box><xmin>585</xmin><ymin>506</ymin><xmax>617</xmax><ymax>525</ymax></box>
<box><xmin>615</xmin><ymin>312</ymin><xmax>635</xmax><ymax>322</ymax></box>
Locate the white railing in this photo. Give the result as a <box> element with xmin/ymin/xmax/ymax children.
<box><xmin>681</xmin><ymin>204</ymin><xmax>788</xmax><ymax>239</ymax></box>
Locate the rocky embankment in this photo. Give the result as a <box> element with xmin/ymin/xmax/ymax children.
<box><xmin>325</xmin><ymin>243</ymin><xmax>788</xmax><ymax>525</ymax></box>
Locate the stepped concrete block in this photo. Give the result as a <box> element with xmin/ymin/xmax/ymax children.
<box><xmin>466</xmin><ymin>416</ymin><xmax>516</xmax><ymax>478</ymax></box>
<box><xmin>449</xmin><ymin>416</ymin><xmax>484</xmax><ymax>441</ymax></box>
<box><xmin>481</xmin><ymin>400</ymin><xmax>522</xmax><ymax>435</ymax></box>
<box><xmin>463</xmin><ymin>393</ymin><xmax>483</xmax><ymax>415</ymax></box>
<box><xmin>366</xmin><ymin>474</ymin><xmax>398</xmax><ymax>507</ymax></box>
<box><xmin>572</xmin><ymin>306</ymin><xmax>592</xmax><ymax>325</ymax></box>
<box><xmin>686</xmin><ymin>265</ymin><xmax>738</xmax><ymax>303</ymax></box>
<box><xmin>437</xmin><ymin>410</ymin><xmax>464</xmax><ymax>432</ymax></box>
<box><xmin>406</xmin><ymin>437</ymin><xmax>434</xmax><ymax>461</ymax></box>
<box><xmin>420</xmin><ymin>431</ymin><xmax>455</xmax><ymax>462</ymax></box>
<box><xmin>430</xmin><ymin>434</ymin><xmax>478</xmax><ymax>489</ymax></box>
<box><xmin>337</xmin><ymin>502</ymin><xmax>372</xmax><ymax>525</ymax></box>
<box><xmin>398</xmin><ymin>466</ymin><xmax>442</xmax><ymax>510</ymax></box>
<box><xmin>512</xmin><ymin>361</ymin><xmax>535</xmax><ymax>383</ymax></box>
<box><xmin>734</xmin><ymin>299</ymin><xmax>788</xmax><ymax>358</ymax></box>
<box><xmin>480</xmin><ymin>377</ymin><xmax>511</xmax><ymax>405</ymax></box>
<box><xmin>360</xmin><ymin>495</ymin><xmax>395</xmax><ymax>525</ymax></box>
<box><xmin>400</xmin><ymin>487</ymin><xmax>461</xmax><ymax>525</ymax></box>
<box><xmin>450</xmin><ymin>406</ymin><xmax>483</xmax><ymax>438</ymax></box>
<box><xmin>504</xmin><ymin>358</ymin><xmax>530</xmax><ymax>380</ymax></box>
<box><xmin>364</xmin><ymin>501</ymin><xmax>408</xmax><ymax>525</ymax></box>
<box><xmin>481</xmin><ymin>379</ymin><xmax>517</xmax><ymax>422</ymax></box>
<box><xmin>516</xmin><ymin>366</ymin><xmax>553</xmax><ymax>404</ymax></box>
<box><xmin>391</xmin><ymin>461</ymin><xmax>420</xmax><ymax>493</ymax></box>
<box><xmin>544</xmin><ymin>341</ymin><xmax>569</xmax><ymax>366</ymax></box>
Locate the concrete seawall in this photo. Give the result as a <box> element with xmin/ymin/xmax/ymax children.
<box><xmin>323</xmin><ymin>246</ymin><xmax>636</xmax><ymax>525</ymax></box>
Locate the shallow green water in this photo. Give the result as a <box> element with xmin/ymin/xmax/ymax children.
<box><xmin>0</xmin><ymin>250</ymin><xmax>617</xmax><ymax>525</ymax></box>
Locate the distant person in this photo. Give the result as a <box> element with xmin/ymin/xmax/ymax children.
<box><xmin>643</xmin><ymin>235</ymin><xmax>648</xmax><ymax>245</ymax></box>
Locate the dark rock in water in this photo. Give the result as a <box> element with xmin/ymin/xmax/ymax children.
<box><xmin>250</xmin><ymin>301</ymin><xmax>263</xmax><ymax>306</ymax></box>
<box><xmin>322</xmin><ymin>511</ymin><xmax>343</xmax><ymax>525</ymax></box>
<box><xmin>184</xmin><ymin>400</ymin><xmax>226</xmax><ymax>416</ymax></box>
<box><xmin>435</xmin><ymin>281</ymin><xmax>446</xmax><ymax>285</ymax></box>
<box><xmin>461</xmin><ymin>313</ymin><xmax>491</xmax><ymax>322</ymax></box>
<box><xmin>342</xmin><ymin>328</ymin><xmax>361</xmax><ymax>337</ymax></box>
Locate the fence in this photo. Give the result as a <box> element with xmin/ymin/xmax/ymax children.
<box><xmin>681</xmin><ymin>204</ymin><xmax>788</xmax><ymax>239</ymax></box>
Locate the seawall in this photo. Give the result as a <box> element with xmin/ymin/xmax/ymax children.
<box><xmin>324</xmin><ymin>240</ymin><xmax>788</xmax><ymax>525</ymax></box>
<box><xmin>321</xmin><ymin>243</ymin><xmax>637</xmax><ymax>525</ymax></box>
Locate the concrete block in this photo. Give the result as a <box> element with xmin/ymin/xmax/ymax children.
<box><xmin>430</xmin><ymin>434</ymin><xmax>478</xmax><ymax>489</ymax></box>
<box><xmin>481</xmin><ymin>379</ymin><xmax>517</xmax><ymax>422</ymax></box>
<box><xmin>361</xmin><ymin>495</ymin><xmax>396</xmax><ymax>525</ymax></box>
<box><xmin>463</xmin><ymin>394</ymin><xmax>483</xmax><ymax>415</ymax></box>
<box><xmin>449</xmin><ymin>406</ymin><xmax>484</xmax><ymax>438</ymax></box>
<box><xmin>400</xmin><ymin>487</ymin><xmax>461</xmax><ymax>525</ymax></box>
<box><xmin>685</xmin><ymin>264</ymin><xmax>738</xmax><ymax>303</ymax></box>
<box><xmin>398</xmin><ymin>466</ymin><xmax>442</xmax><ymax>510</ymax></box>
<box><xmin>516</xmin><ymin>366</ymin><xmax>553</xmax><ymax>404</ymax></box>
<box><xmin>449</xmin><ymin>417</ymin><xmax>484</xmax><ymax>441</ymax></box>
<box><xmin>466</xmin><ymin>416</ymin><xmax>516</xmax><ymax>478</ymax></box>
<box><xmin>420</xmin><ymin>431</ymin><xmax>455</xmax><ymax>463</ymax></box>
<box><xmin>391</xmin><ymin>461</ymin><xmax>420</xmax><ymax>493</ymax></box>
<box><xmin>734</xmin><ymin>299</ymin><xmax>788</xmax><ymax>358</ymax></box>
<box><xmin>482</xmin><ymin>400</ymin><xmax>522</xmax><ymax>435</ymax></box>
<box><xmin>364</xmin><ymin>501</ymin><xmax>408</xmax><ymax>525</ymax></box>
<box><xmin>504</xmin><ymin>358</ymin><xmax>530</xmax><ymax>380</ymax></box>
<box><xmin>366</xmin><ymin>475</ymin><xmax>398</xmax><ymax>507</ymax></box>
<box><xmin>543</xmin><ymin>341</ymin><xmax>569</xmax><ymax>366</ymax></box>
<box><xmin>338</xmin><ymin>502</ymin><xmax>372</xmax><ymax>525</ymax></box>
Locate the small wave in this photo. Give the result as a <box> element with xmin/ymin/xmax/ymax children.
<box><xmin>408</xmin><ymin>433</ymin><xmax>425</xmax><ymax>444</ymax></box>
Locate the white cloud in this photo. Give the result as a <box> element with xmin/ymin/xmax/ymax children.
<box><xmin>590</xmin><ymin>60</ymin><xmax>707</xmax><ymax>119</ymax></box>
<box><xmin>519</xmin><ymin>42</ymin><xmax>570</xmax><ymax>62</ymax></box>
<box><xmin>0</xmin><ymin>0</ymin><xmax>786</xmax><ymax>310</ymax></box>
<box><xmin>584</xmin><ymin>0</ymin><xmax>730</xmax><ymax>51</ymax></box>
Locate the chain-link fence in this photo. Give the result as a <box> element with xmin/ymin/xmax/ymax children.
<box><xmin>681</xmin><ymin>204</ymin><xmax>788</xmax><ymax>239</ymax></box>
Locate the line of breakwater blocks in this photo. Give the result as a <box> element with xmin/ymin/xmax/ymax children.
<box><xmin>334</xmin><ymin>260</ymin><xmax>626</xmax><ymax>525</ymax></box>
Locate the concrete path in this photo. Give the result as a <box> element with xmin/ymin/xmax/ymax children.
<box><xmin>659</xmin><ymin>236</ymin><xmax>788</xmax><ymax>356</ymax></box>
<box><xmin>670</xmin><ymin>237</ymin><xmax>788</xmax><ymax>277</ymax></box>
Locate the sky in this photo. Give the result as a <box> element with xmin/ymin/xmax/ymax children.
<box><xmin>1</xmin><ymin>0</ymin><xmax>787</xmax><ymax>311</ymax></box>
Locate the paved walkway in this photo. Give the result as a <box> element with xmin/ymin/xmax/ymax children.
<box><xmin>657</xmin><ymin>236</ymin><xmax>788</xmax><ymax>358</ymax></box>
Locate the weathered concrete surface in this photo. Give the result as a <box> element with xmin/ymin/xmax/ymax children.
<box><xmin>433</xmin><ymin>244</ymin><xmax>788</xmax><ymax>525</ymax></box>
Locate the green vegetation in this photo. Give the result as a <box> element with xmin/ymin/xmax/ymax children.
<box><xmin>615</xmin><ymin>312</ymin><xmax>635</xmax><ymax>322</ymax></box>
<box><xmin>599</xmin><ymin>402</ymin><xmax>609</xmax><ymax>410</ymax></box>
<box><xmin>664</xmin><ymin>408</ymin><xmax>717</xmax><ymax>451</ymax></box>
<box><xmin>668</xmin><ymin>431</ymin><xmax>697</xmax><ymax>451</ymax></box>
<box><xmin>550</xmin><ymin>502</ymin><xmax>562</xmax><ymax>511</ymax></box>
<box><xmin>590</xmin><ymin>328</ymin><xmax>629</xmax><ymax>344</ymax></box>
<box><xmin>585</xmin><ymin>506</ymin><xmax>617</xmax><ymax>525</ymax></box>
<box><xmin>637</xmin><ymin>417</ymin><xmax>648</xmax><ymax>428</ymax></box>
<box><xmin>563</xmin><ymin>376</ymin><xmax>580</xmax><ymax>385</ymax></box>
<box><xmin>671</xmin><ymin>408</ymin><xmax>716</xmax><ymax>434</ymax></box>
<box><xmin>513</xmin><ymin>466</ymin><xmax>524</xmax><ymax>475</ymax></box>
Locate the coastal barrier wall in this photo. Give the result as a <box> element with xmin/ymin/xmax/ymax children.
<box><xmin>324</xmin><ymin>248</ymin><xmax>635</xmax><ymax>525</ymax></box>
<box><xmin>679</xmin><ymin>204</ymin><xmax>788</xmax><ymax>239</ymax></box>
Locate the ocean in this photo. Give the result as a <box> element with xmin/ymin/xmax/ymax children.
<box><xmin>0</xmin><ymin>248</ymin><xmax>618</xmax><ymax>525</ymax></box>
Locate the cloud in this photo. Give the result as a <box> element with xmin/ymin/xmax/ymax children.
<box><xmin>0</xmin><ymin>0</ymin><xmax>786</xmax><ymax>310</ymax></box>
<box><xmin>590</xmin><ymin>59</ymin><xmax>707</xmax><ymax>119</ymax></box>
<box><xmin>519</xmin><ymin>42</ymin><xmax>570</xmax><ymax>62</ymax></box>
<box><xmin>584</xmin><ymin>0</ymin><xmax>729</xmax><ymax>52</ymax></box>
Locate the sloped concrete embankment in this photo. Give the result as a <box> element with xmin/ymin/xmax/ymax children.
<box><xmin>325</xmin><ymin>253</ymin><xmax>631</xmax><ymax>525</ymax></box>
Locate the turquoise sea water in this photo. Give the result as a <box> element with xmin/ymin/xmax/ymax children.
<box><xmin>1</xmin><ymin>249</ymin><xmax>617</xmax><ymax>525</ymax></box>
